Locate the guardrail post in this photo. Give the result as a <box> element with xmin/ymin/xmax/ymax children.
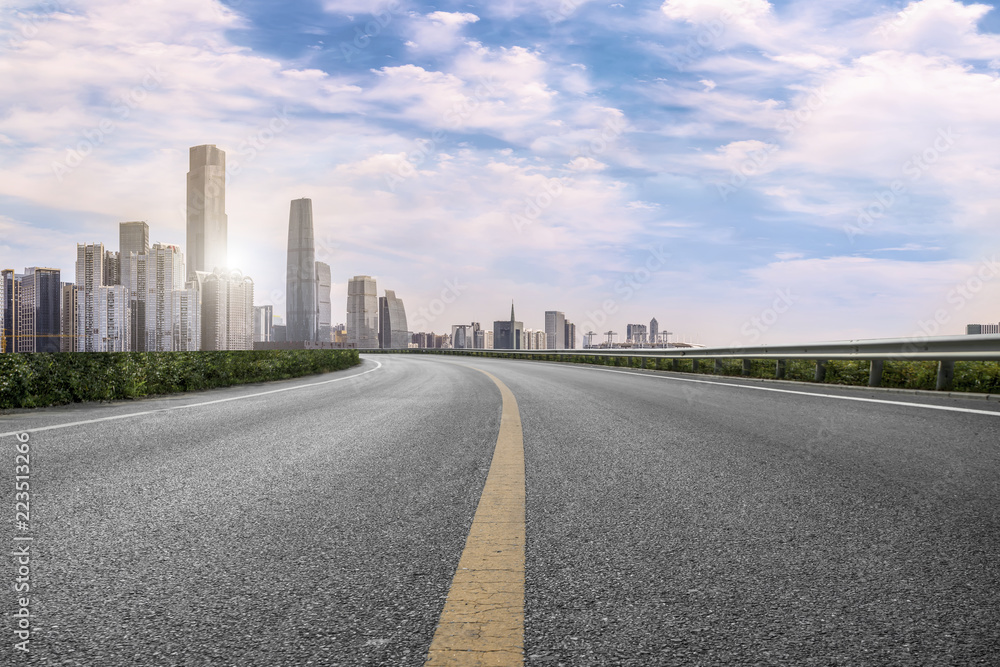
<box><xmin>671</xmin><ymin>359</ymin><xmax>679</xmax><ymax>371</ymax></box>
<box><xmin>742</xmin><ymin>359</ymin><xmax>752</xmax><ymax>376</ymax></box>
<box><xmin>869</xmin><ymin>360</ymin><xmax>884</xmax><ymax>387</ymax></box>
<box><xmin>775</xmin><ymin>359</ymin><xmax>786</xmax><ymax>379</ymax></box>
<box><xmin>936</xmin><ymin>360</ymin><xmax>955</xmax><ymax>391</ymax></box>
<box><xmin>814</xmin><ymin>360</ymin><xmax>827</xmax><ymax>383</ymax></box>
<box><xmin>714</xmin><ymin>359</ymin><xmax>724</xmax><ymax>374</ymax></box>
<box><xmin>692</xmin><ymin>359</ymin><xmax>700</xmax><ymax>373</ymax></box>
<box><xmin>640</xmin><ymin>357</ymin><xmax>646</xmax><ymax>369</ymax></box>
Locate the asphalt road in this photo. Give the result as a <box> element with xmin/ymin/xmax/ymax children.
<box><xmin>2</xmin><ymin>354</ymin><xmax>999</xmax><ymax>666</ymax></box>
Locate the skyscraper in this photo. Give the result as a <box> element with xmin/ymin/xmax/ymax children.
<box><xmin>565</xmin><ymin>320</ymin><xmax>577</xmax><ymax>349</ymax></box>
<box><xmin>545</xmin><ymin>310</ymin><xmax>566</xmax><ymax>349</ymax></box>
<box><xmin>286</xmin><ymin>198</ymin><xmax>317</xmax><ymax>343</ymax></box>
<box><xmin>253</xmin><ymin>305</ymin><xmax>273</xmax><ymax>343</ymax></box>
<box><xmin>103</xmin><ymin>250</ymin><xmax>120</xmax><ymax>286</ymax></box>
<box><xmin>186</xmin><ymin>145</ymin><xmax>228</xmax><ymax>280</ymax></box>
<box><xmin>192</xmin><ymin>268</ymin><xmax>253</xmax><ymax>351</ymax></box>
<box><xmin>76</xmin><ymin>243</ymin><xmax>107</xmax><ymax>352</ymax></box>
<box><xmin>379</xmin><ymin>290</ymin><xmax>409</xmax><ymax>349</ymax></box>
<box><xmin>60</xmin><ymin>283</ymin><xmax>77</xmax><ymax>352</ymax></box>
<box><xmin>650</xmin><ymin>317</ymin><xmax>659</xmax><ymax>345</ymax></box>
<box><xmin>94</xmin><ymin>285</ymin><xmax>130</xmax><ymax>352</ymax></box>
<box><xmin>144</xmin><ymin>244</ymin><xmax>185</xmax><ymax>352</ymax></box>
<box><xmin>315</xmin><ymin>260</ymin><xmax>331</xmax><ymax>343</ymax></box>
<box><xmin>347</xmin><ymin>275</ymin><xmax>378</xmax><ymax>348</ymax></box>
<box><xmin>493</xmin><ymin>302</ymin><xmax>523</xmax><ymax>350</ymax></box>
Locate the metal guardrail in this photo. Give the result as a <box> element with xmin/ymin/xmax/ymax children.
<box><xmin>360</xmin><ymin>333</ymin><xmax>1000</xmax><ymax>391</ymax></box>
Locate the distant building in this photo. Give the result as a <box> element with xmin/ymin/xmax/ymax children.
<box><xmin>315</xmin><ymin>260</ymin><xmax>331</xmax><ymax>343</ymax></box>
<box><xmin>286</xmin><ymin>198</ymin><xmax>317</xmax><ymax>343</ymax></box>
<box><xmin>650</xmin><ymin>317</ymin><xmax>659</xmax><ymax>345</ymax></box>
<box><xmin>94</xmin><ymin>285</ymin><xmax>130</xmax><ymax>352</ymax></box>
<box><xmin>186</xmin><ymin>145</ymin><xmax>228</xmax><ymax>281</ymax></box>
<box><xmin>192</xmin><ymin>268</ymin><xmax>254</xmax><ymax>351</ymax></box>
<box><xmin>60</xmin><ymin>283</ymin><xmax>78</xmax><ymax>352</ymax></box>
<box><xmin>253</xmin><ymin>305</ymin><xmax>274</xmax><ymax>343</ymax></box>
<box><xmin>493</xmin><ymin>302</ymin><xmax>524</xmax><ymax>350</ymax></box>
<box><xmin>378</xmin><ymin>290</ymin><xmax>409</xmax><ymax>349</ymax></box>
<box><xmin>172</xmin><ymin>287</ymin><xmax>200</xmax><ymax>351</ymax></box>
<box><xmin>966</xmin><ymin>323</ymin><xmax>1000</xmax><ymax>335</ymax></box>
<box><xmin>347</xmin><ymin>275</ymin><xmax>378</xmax><ymax>348</ymax></box>
<box><xmin>565</xmin><ymin>320</ymin><xmax>577</xmax><ymax>349</ymax></box>
<box><xmin>143</xmin><ymin>243</ymin><xmax>185</xmax><ymax>352</ymax></box>
<box><xmin>0</xmin><ymin>267</ymin><xmax>61</xmax><ymax>353</ymax></box>
<box><xmin>76</xmin><ymin>243</ymin><xmax>111</xmax><ymax>352</ymax></box>
<box><xmin>544</xmin><ymin>311</ymin><xmax>565</xmax><ymax>349</ymax></box>
<box><xmin>627</xmin><ymin>323</ymin><xmax>648</xmax><ymax>346</ymax></box>
<box><xmin>119</xmin><ymin>220</ymin><xmax>148</xmax><ymax>287</ymax></box>
<box><xmin>103</xmin><ymin>250</ymin><xmax>120</xmax><ymax>286</ymax></box>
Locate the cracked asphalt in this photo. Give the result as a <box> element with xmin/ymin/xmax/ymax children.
<box><xmin>2</xmin><ymin>354</ymin><xmax>998</xmax><ymax>666</ymax></box>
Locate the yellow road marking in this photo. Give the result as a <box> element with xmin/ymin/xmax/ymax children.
<box><xmin>425</xmin><ymin>369</ymin><xmax>525</xmax><ymax>666</ymax></box>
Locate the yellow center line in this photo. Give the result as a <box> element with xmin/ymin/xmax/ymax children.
<box><xmin>425</xmin><ymin>368</ymin><xmax>526</xmax><ymax>667</ymax></box>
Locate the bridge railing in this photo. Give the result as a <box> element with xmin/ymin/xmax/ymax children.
<box><xmin>359</xmin><ymin>333</ymin><xmax>1000</xmax><ymax>392</ymax></box>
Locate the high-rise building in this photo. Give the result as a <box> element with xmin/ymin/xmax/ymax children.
<box><xmin>966</xmin><ymin>323</ymin><xmax>1000</xmax><ymax>334</ymax></box>
<box><xmin>125</xmin><ymin>252</ymin><xmax>147</xmax><ymax>351</ymax></box>
<box><xmin>192</xmin><ymin>268</ymin><xmax>253</xmax><ymax>351</ymax></box>
<box><xmin>60</xmin><ymin>283</ymin><xmax>78</xmax><ymax>352</ymax></box>
<box><xmin>76</xmin><ymin>243</ymin><xmax>108</xmax><ymax>352</ymax></box>
<box><xmin>172</xmin><ymin>286</ymin><xmax>200</xmax><ymax>351</ymax></box>
<box><xmin>118</xmin><ymin>220</ymin><xmax>148</xmax><ymax>287</ymax></box>
<box><xmin>253</xmin><ymin>305</ymin><xmax>274</xmax><ymax>343</ymax></box>
<box><xmin>565</xmin><ymin>320</ymin><xmax>577</xmax><ymax>349</ymax></box>
<box><xmin>650</xmin><ymin>317</ymin><xmax>659</xmax><ymax>345</ymax></box>
<box><xmin>103</xmin><ymin>250</ymin><xmax>120</xmax><ymax>286</ymax></box>
<box><xmin>186</xmin><ymin>145</ymin><xmax>228</xmax><ymax>280</ymax></box>
<box><xmin>286</xmin><ymin>198</ymin><xmax>317</xmax><ymax>342</ymax></box>
<box><xmin>545</xmin><ymin>311</ymin><xmax>566</xmax><ymax>349</ymax></box>
<box><xmin>315</xmin><ymin>260</ymin><xmax>332</xmax><ymax>343</ymax></box>
<box><xmin>94</xmin><ymin>285</ymin><xmax>130</xmax><ymax>352</ymax></box>
<box><xmin>378</xmin><ymin>290</ymin><xmax>409</xmax><ymax>349</ymax></box>
<box><xmin>1</xmin><ymin>269</ymin><xmax>13</xmax><ymax>353</ymax></box>
<box><xmin>493</xmin><ymin>302</ymin><xmax>524</xmax><ymax>350</ymax></box>
<box><xmin>347</xmin><ymin>275</ymin><xmax>378</xmax><ymax>348</ymax></box>
<box><xmin>143</xmin><ymin>244</ymin><xmax>185</xmax><ymax>352</ymax></box>
<box><xmin>627</xmin><ymin>323</ymin><xmax>648</xmax><ymax>346</ymax></box>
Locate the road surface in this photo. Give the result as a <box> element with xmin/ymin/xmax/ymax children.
<box><xmin>2</xmin><ymin>354</ymin><xmax>998</xmax><ymax>665</ymax></box>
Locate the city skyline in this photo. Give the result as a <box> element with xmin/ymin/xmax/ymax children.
<box><xmin>2</xmin><ymin>1</ymin><xmax>999</xmax><ymax>346</ymax></box>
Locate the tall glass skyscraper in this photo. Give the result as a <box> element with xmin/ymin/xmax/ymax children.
<box><xmin>378</xmin><ymin>290</ymin><xmax>408</xmax><ymax>349</ymax></box>
<box><xmin>347</xmin><ymin>275</ymin><xmax>378</xmax><ymax>348</ymax></box>
<box><xmin>186</xmin><ymin>145</ymin><xmax>228</xmax><ymax>280</ymax></box>
<box><xmin>286</xmin><ymin>198</ymin><xmax>317</xmax><ymax>343</ymax></box>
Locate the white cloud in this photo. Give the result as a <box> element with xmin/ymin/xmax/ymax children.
<box><xmin>407</xmin><ymin>11</ymin><xmax>479</xmax><ymax>53</ymax></box>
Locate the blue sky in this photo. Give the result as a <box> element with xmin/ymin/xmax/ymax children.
<box><xmin>1</xmin><ymin>0</ymin><xmax>999</xmax><ymax>345</ymax></box>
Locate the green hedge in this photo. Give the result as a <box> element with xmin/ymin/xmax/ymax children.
<box><xmin>0</xmin><ymin>349</ymin><xmax>361</xmax><ymax>410</ymax></box>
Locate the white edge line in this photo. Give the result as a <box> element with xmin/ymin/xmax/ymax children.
<box><xmin>583</xmin><ymin>365</ymin><xmax>1000</xmax><ymax>417</ymax></box>
<box><xmin>0</xmin><ymin>360</ymin><xmax>383</xmax><ymax>438</ymax></box>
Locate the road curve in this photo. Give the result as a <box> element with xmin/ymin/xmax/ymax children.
<box><xmin>1</xmin><ymin>354</ymin><xmax>997</xmax><ymax>666</ymax></box>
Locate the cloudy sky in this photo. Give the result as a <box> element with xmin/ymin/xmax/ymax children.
<box><xmin>1</xmin><ymin>0</ymin><xmax>999</xmax><ymax>346</ymax></box>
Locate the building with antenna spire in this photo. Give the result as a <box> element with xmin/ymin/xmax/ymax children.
<box><xmin>492</xmin><ymin>301</ymin><xmax>523</xmax><ymax>350</ymax></box>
